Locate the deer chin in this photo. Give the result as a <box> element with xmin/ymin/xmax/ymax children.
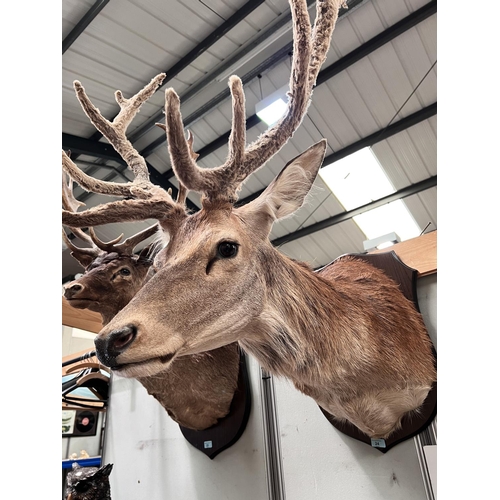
<box><xmin>111</xmin><ymin>350</ymin><xmax>179</xmax><ymax>378</ymax></box>
<box><xmin>65</xmin><ymin>298</ymin><xmax>97</xmax><ymax>309</ymax></box>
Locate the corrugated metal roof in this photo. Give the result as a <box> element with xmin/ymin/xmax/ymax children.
<box><xmin>62</xmin><ymin>0</ymin><xmax>437</xmax><ymax>280</ymax></box>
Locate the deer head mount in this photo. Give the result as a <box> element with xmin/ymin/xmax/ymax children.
<box><xmin>62</xmin><ymin>0</ymin><xmax>436</xmax><ymax>441</ymax></box>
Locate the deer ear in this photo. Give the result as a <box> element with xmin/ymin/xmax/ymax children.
<box><xmin>137</xmin><ymin>243</ymin><xmax>156</xmax><ymax>263</ymax></box>
<box><xmin>251</xmin><ymin>139</ymin><xmax>327</xmax><ymax>217</ymax></box>
<box><xmin>69</xmin><ymin>250</ymin><xmax>96</xmax><ymax>269</ymax></box>
<box><xmin>237</xmin><ymin>140</ymin><xmax>327</xmax><ymax>238</ymax></box>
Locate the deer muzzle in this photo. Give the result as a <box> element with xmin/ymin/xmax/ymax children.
<box><xmin>94</xmin><ymin>325</ymin><xmax>137</xmax><ymax>368</ymax></box>
<box><xmin>63</xmin><ymin>282</ymin><xmax>85</xmax><ymax>299</ymax></box>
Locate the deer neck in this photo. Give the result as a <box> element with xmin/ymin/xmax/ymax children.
<box><xmin>240</xmin><ymin>248</ymin><xmax>344</xmax><ymax>384</ymax></box>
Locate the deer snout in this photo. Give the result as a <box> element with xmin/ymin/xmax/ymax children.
<box><xmin>95</xmin><ymin>325</ymin><xmax>137</xmax><ymax>367</ymax></box>
<box><xmin>63</xmin><ymin>282</ymin><xmax>84</xmax><ymax>299</ymax></box>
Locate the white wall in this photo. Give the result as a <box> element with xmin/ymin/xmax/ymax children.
<box><xmin>103</xmin><ymin>355</ymin><xmax>269</xmax><ymax>500</ymax></box>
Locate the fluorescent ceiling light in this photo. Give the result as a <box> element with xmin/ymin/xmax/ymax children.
<box><xmin>256</xmin><ymin>85</ymin><xmax>288</xmax><ymax>126</ymax></box>
<box><xmin>257</xmin><ymin>98</ymin><xmax>287</xmax><ymax>126</ymax></box>
<box><xmin>319</xmin><ymin>147</ymin><xmax>421</xmax><ymax>243</ymax></box>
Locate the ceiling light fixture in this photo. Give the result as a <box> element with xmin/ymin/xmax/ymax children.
<box><xmin>363</xmin><ymin>231</ymin><xmax>401</xmax><ymax>252</ymax></box>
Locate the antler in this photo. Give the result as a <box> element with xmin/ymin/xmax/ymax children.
<box><xmin>63</xmin><ymin>170</ymin><xmax>104</xmax><ymax>266</ymax></box>
<box><xmin>63</xmin><ymin>160</ymin><xmax>160</xmax><ymax>263</ymax></box>
<box><xmin>88</xmin><ymin>224</ymin><xmax>160</xmax><ymax>256</ymax></box>
<box><xmin>62</xmin><ymin>75</ymin><xmax>195</xmax><ymax>228</ymax></box>
<box><xmin>62</xmin><ymin>168</ymin><xmax>105</xmax><ymax>267</ymax></box>
<box><xmin>163</xmin><ymin>0</ymin><xmax>345</xmax><ymax>202</ymax></box>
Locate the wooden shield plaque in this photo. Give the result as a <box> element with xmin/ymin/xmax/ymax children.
<box><xmin>179</xmin><ymin>350</ymin><xmax>252</xmax><ymax>459</ymax></box>
<box><xmin>317</xmin><ymin>251</ymin><xmax>437</xmax><ymax>453</ymax></box>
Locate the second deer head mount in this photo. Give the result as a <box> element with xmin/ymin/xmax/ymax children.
<box><xmin>63</xmin><ymin>171</ymin><xmax>244</xmax><ymax>433</ymax></box>
<box><xmin>62</xmin><ymin>0</ymin><xmax>436</xmax><ymax>442</ymax></box>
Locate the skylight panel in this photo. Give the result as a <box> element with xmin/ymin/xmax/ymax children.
<box><xmin>319</xmin><ymin>147</ymin><xmax>421</xmax><ymax>246</ymax></box>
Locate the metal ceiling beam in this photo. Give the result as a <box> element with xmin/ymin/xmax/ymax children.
<box><xmin>62</xmin><ymin>0</ymin><xmax>110</xmax><ymax>54</ymax></box>
<box><xmin>271</xmin><ymin>176</ymin><xmax>437</xmax><ymax>247</ymax></box>
<box><xmin>315</xmin><ymin>0</ymin><xmax>437</xmax><ymax>87</ymax></box>
<box><xmin>237</xmin><ymin>102</ymin><xmax>437</xmax><ymax>206</ymax></box>
<box><xmin>323</xmin><ymin>103</ymin><xmax>437</xmax><ymax>164</ymax></box>
<box><xmin>63</xmin><ymin>133</ymin><xmax>124</xmax><ymax>163</ymax></box>
<box><xmin>155</xmin><ymin>0</ymin><xmax>437</xmax><ymax>181</ymax></box>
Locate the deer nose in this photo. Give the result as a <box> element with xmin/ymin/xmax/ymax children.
<box><xmin>95</xmin><ymin>325</ymin><xmax>137</xmax><ymax>367</ymax></box>
<box><xmin>63</xmin><ymin>282</ymin><xmax>84</xmax><ymax>299</ymax></box>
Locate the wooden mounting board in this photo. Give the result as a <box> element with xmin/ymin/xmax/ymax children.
<box><xmin>62</xmin><ymin>297</ymin><xmax>103</xmax><ymax>333</ymax></box>
<box><xmin>370</xmin><ymin>230</ymin><xmax>436</xmax><ymax>277</ymax></box>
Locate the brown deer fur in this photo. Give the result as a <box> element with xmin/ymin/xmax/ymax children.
<box><xmin>61</xmin><ymin>0</ymin><xmax>435</xmax><ymax>439</ymax></box>
<box><xmin>92</xmin><ymin>141</ymin><xmax>435</xmax><ymax>439</ymax></box>
<box><xmin>63</xmin><ymin>228</ymin><xmax>240</xmax><ymax>431</ymax></box>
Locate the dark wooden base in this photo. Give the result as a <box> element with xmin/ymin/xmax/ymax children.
<box><xmin>179</xmin><ymin>351</ymin><xmax>252</xmax><ymax>459</ymax></box>
<box><xmin>320</xmin><ymin>379</ymin><xmax>437</xmax><ymax>453</ymax></box>
<box><xmin>317</xmin><ymin>251</ymin><xmax>437</xmax><ymax>453</ymax></box>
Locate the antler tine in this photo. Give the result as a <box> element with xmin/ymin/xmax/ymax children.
<box><xmin>186</xmin><ymin>130</ymin><xmax>200</xmax><ymax>161</ymax></box>
<box><xmin>239</xmin><ymin>0</ymin><xmax>341</xmax><ymax>182</ymax></box>
<box><xmin>116</xmin><ymin>224</ymin><xmax>160</xmax><ymax>255</ymax></box>
<box><xmin>62</xmin><ymin>170</ymin><xmax>97</xmax><ymax>246</ymax></box>
<box><xmin>308</xmin><ymin>0</ymin><xmax>347</xmax><ymax>90</ymax></box>
<box><xmin>62</xmin><ymin>151</ymin><xmax>139</xmax><ymax>199</ymax></box>
<box><xmin>88</xmin><ymin>224</ymin><xmax>160</xmax><ymax>256</ymax></box>
<box><xmin>177</xmin><ymin>130</ymin><xmax>198</xmax><ymax>205</ymax></box>
<box><xmin>73</xmin><ymin>73</ymin><xmax>166</xmax><ymax>182</ymax></box>
<box><xmin>62</xmin><ymin>168</ymin><xmax>85</xmax><ymax>213</ymax></box>
<box><xmin>62</xmin><ymin>196</ymin><xmax>180</xmax><ymax>228</ymax></box>
<box><xmin>221</xmin><ymin>76</ymin><xmax>247</xmax><ymax>184</ymax></box>
<box><xmin>154</xmin><ymin>124</ymin><xmax>195</xmax><ymax>206</ymax></box>
<box><xmin>87</xmin><ymin>228</ymin><xmax>125</xmax><ymax>253</ymax></box>
<box><xmin>161</xmin><ymin>0</ymin><xmax>342</xmax><ymax>203</ymax></box>
<box><xmin>62</xmin><ymin>228</ymin><xmax>101</xmax><ymax>265</ymax></box>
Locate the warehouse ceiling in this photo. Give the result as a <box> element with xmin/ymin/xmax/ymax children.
<box><xmin>62</xmin><ymin>0</ymin><xmax>437</xmax><ymax>283</ymax></box>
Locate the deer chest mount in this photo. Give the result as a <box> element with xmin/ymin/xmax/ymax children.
<box><xmin>317</xmin><ymin>251</ymin><xmax>437</xmax><ymax>453</ymax></box>
<box><xmin>179</xmin><ymin>351</ymin><xmax>252</xmax><ymax>459</ymax></box>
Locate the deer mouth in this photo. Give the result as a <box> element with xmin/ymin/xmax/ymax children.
<box><xmin>111</xmin><ymin>351</ymin><xmax>177</xmax><ymax>373</ymax></box>
<box><xmin>65</xmin><ymin>298</ymin><xmax>97</xmax><ymax>307</ymax></box>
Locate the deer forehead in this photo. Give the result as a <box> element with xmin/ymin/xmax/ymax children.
<box><xmin>166</xmin><ymin>208</ymin><xmax>255</xmax><ymax>254</ymax></box>
<box><xmin>85</xmin><ymin>256</ymin><xmax>133</xmax><ymax>274</ymax></box>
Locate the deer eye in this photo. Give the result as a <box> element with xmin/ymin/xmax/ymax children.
<box><xmin>217</xmin><ymin>242</ymin><xmax>238</xmax><ymax>259</ymax></box>
<box><xmin>119</xmin><ymin>268</ymin><xmax>131</xmax><ymax>276</ymax></box>
<box><xmin>75</xmin><ymin>481</ymin><xmax>91</xmax><ymax>493</ymax></box>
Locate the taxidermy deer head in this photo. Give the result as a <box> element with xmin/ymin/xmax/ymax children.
<box><xmin>62</xmin><ymin>172</ymin><xmax>240</xmax><ymax>431</ymax></box>
<box><xmin>62</xmin><ymin>0</ymin><xmax>436</xmax><ymax>440</ymax></box>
